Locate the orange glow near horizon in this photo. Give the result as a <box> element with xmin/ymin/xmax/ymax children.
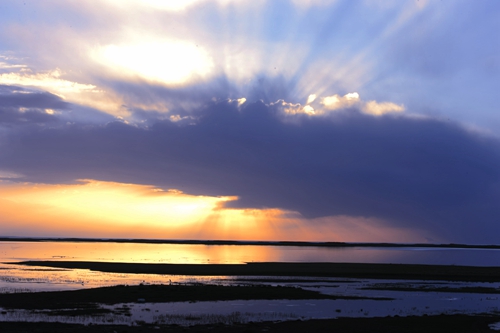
<box><xmin>0</xmin><ymin>180</ymin><xmax>232</xmax><ymax>238</ymax></box>
<box><xmin>0</xmin><ymin>179</ymin><xmax>431</xmax><ymax>242</ymax></box>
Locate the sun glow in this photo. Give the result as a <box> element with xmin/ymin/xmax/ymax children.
<box><xmin>3</xmin><ymin>180</ymin><xmax>226</xmax><ymax>226</ymax></box>
<box><xmin>0</xmin><ymin>179</ymin><xmax>429</xmax><ymax>242</ymax></box>
<box><xmin>0</xmin><ymin>180</ymin><xmax>302</xmax><ymax>240</ymax></box>
<box><xmin>108</xmin><ymin>0</ymin><xmax>203</xmax><ymax>11</ymax></box>
<box><xmin>93</xmin><ymin>41</ymin><xmax>214</xmax><ymax>85</ymax></box>
<box><xmin>103</xmin><ymin>0</ymin><xmax>245</xmax><ymax>12</ymax></box>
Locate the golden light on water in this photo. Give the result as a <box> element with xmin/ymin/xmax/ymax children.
<box><xmin>0</xmin><ymin>241</ymin><xmax>277</xmax><ymax>264</ymax></box>
<box><xmin>0</xmin><ymin>241</ymin><xmax>417</xmax><ymax>267</ymax></box>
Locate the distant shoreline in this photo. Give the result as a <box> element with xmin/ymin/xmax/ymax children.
<box><xmin>1</xmin><ymin>237</ymin><xmax>500</xmax><ymax>249</ymax></box>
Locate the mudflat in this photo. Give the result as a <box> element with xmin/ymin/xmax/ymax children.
<box><xmin>4</xmin><ymin>261</ymin><xmax>500</xmax><ymax>332</ymax></box>
<box><xmin>17</xmin><ymin>261</ymin><xmax>500</xmax><ymax>282</ymax></box>
<box><xmin>0</xmin><ymin>284</ymin><xmax>383</xmax><ymax>311</ymax></box>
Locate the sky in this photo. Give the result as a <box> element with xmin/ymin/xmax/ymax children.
<box><xmin>0</xmin><ymin>0</ymin><xmax>499</xmax><ymax>244</ymax></box>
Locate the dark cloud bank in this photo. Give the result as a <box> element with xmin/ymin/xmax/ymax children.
<box><xmin>0</xmin><ymin>85</ymin><xmax>68</xmax><ymax>124</ymax></box>
<box><xmin>1</xmin><ymin>90</ymin><xmax>500</xmax><ymax>243</ymax></box>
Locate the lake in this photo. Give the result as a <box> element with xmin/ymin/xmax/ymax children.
<box><xmin>1</xmin><ymin>240</ymin><xmax>500</xmax><ymax>293</ymax></box>
<box><xmin>1</xmin><ymin>241</ymin><xmax>500</xmax><ymax>326</ymax></box>
<box><xmin>2</xmin><ymin>240</ymin><xmax>500</xmax><ymax>265</ymax></box>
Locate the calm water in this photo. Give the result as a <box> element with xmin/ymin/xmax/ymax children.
<box><xmin>1</xmin><ymin>241</ymin><xmax>500</xmax><ymax>265</ymax></box>
<box><xmin>1</xmin><ymin>241</ymin><xmax>499</xmax><ymax>293</ymax></box>
<box><xmin>1</xmin><ymin>241</ymin><xmax>500</xmax><ymax>326</ymax></box>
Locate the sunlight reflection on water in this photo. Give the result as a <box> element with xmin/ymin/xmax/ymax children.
<box><xmin>2</xmin><ymin>241</ymin><xmax>500</xmax><ymax>265</ymax></box>
<box><xmin>1</xmin><ymin>241</ymin><xmax>500</xmax><ymax>326</ymax></box>
<box><xmin>1</xmin><ymin>241</ymin><xmax>500</xmax><ymax>293</ymax></box>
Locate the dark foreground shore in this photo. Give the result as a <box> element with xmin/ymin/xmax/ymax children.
<box><xmin>0</xmin><ymin>284</ymin><xmax>382</xmax><ymax>311</ymax></box>
<box><xmin>4</xmin><ymin>262</ymin><xmax>500</xmax><ymax>332</ymax></box>
<box><xmin>1</xmin><ymin>314</ymin><xmax>499</xmax><ymax>333</ymax></box>
<box><xmin>17</xmin><ymin>261</ymin><xmax>500</xmax><ymax>282</ymax></box>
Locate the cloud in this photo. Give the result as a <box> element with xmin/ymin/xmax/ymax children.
<box><xmin>0</xmin><ymin>85</ymin><xmax>118</xmax><ymax>126</ymax></box>
<box><xmin>319</xmin><ymin>92</ymin><xmax>405</xmax><ymax>116</ymax></box>
<box><xmin>273</xmin><ymin>99</ymin><xmax>316</xmax><ymax>116</ymax></box>
<box><xmin>0</xmin><ymin>85</ymin><xmax>69</xmax><ymax>124</ymax></box>
<box><xmin>363</xmin><ymin>100</ymin><xmax>405</xmax><ymax>116</ymax></box>
<box><xmin>321</xmin><ymin>92</ymin><xmax>360</xmax><ymax>110</ymax></box>
<box><xmin>0</xmin><ymin>85</ymin><xmax>69</xmax><ymax>109</ymax></box>
<box><xmin>1</xmin><ymin>100</ymin><xmax>499</xmax><ymax>243</ymax></box>
<box><xmin>0</xmin><ymin>0</ymin><xmax>498</xmax><ymax>243</ymax></box>
<box><xmin>0</xmin><ymin>66</ymin><xmax>126</xmax><ymax>116</ymax></box>
<box><xmin>3</xmin><ymin>178</ymin><xmax>419</xmax><ymax>242</ymax></box>
<box><xmin>1</xmin><ymin>1</ymin><xmax>497</xmax><ymax>131</ymax></box>
<box><xmin>272</xmin><ymin>92</ymin><xmax>404</xmax><ymax>117</ymax></box>
<box><xmin>0</xmin><ymin>56</ymin><xmax>27</xmax><ymax>70</ymax></box>
<box><xmin>306</xmin><ymin>94</ymin><xmax>317</xmax><ymax>104</ymax></box>
<box><xmin>0</xmin><ymin>69</ymin><xmax>98</xmax><ymax>94</ymax></box>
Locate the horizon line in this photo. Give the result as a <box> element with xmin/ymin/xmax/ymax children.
<box><xmin>1</xmin><ymin>236</ymin><xmax>500</xmax><ymax>249</ymax></box>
